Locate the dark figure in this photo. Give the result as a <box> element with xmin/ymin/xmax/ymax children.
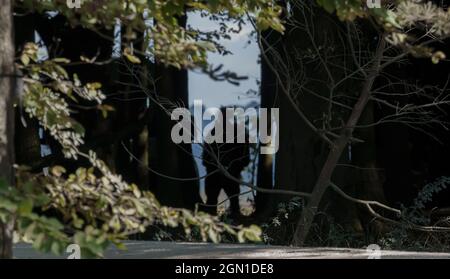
<box><xmin>202</xmin><ymin>108</ymin><xmax>250</xmax><ymax>217</ymax></box>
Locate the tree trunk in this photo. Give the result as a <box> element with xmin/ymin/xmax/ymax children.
<box><xmin>14</xmin><ymin>13</ymin><xmax>42</xmax><ymax>169</ymax></box>
<box><xmin>352</xmin><ymin>102</ymin><xmax>387</xmax><ymax>240</ymax></box>
<box><xmin>273</xmin><ymin>2</ymin><xmax>335</xmax><ymax>243</ymax></box>
<box><xmin>292</xmin><ymin>39</ymin><xmax>386</xmax><ymax>246</ymax></box>
<box><xmin>0</xmin><ymin>0</ymin><xmax>16</xmax><ymax>259</ymax></box>
<box><xmin>150</xmin><ymin>14</ymin><xmax>201</xmax><ymax>209</ymax></box>
<box><xmin>151</xmin><ymin>64</ymin><xmax>200</xmax><ymax>209</ymax></box>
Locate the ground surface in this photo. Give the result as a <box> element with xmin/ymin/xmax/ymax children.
<box><xmin>13</xmin><ymin>241</ymin><xmax>450</xmax><ymax>259</ymax></box>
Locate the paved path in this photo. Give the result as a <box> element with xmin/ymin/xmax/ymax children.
<box><xmin>12</xmin><ymin>241</ymin><xmax>450</xmax><ymax>259</ymax></box>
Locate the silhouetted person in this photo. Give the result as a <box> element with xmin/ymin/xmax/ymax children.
<box><xmin>202</xmin><ymin>108</ymin><xmax>250</xmax><ymax>217</ymax></box>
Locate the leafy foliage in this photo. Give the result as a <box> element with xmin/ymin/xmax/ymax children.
<box><xmin>2</xmin><ymin>38</ymin><xmax>265</xmax><ymax>256</ymax></box>
<box><xmin>316</xmin><ymin>0</ymin><xmax>366</xmax><ymax>21</ymax></box>
<box><xmin>413</xmin><ymin>176</ymin><xmax>450</xmax><ymax>211</ymax></box>
<box><xmin>17</xmin><ymin>0</ymin><xmax>284</xmax><ymax>68</ymax></box>
<box><xmin>315</xmin><ymin>0</ymin><xmax>450</xmax><ymax>62</ymax></box>
<box><xmin>19</xmin><ymin>43</ymin><xmax>104</xmax><ymax>159</ymax></box>
<box><xmin>3</xmin><ymin>0</ymin><xmax>283</xmax><ymax>256</ymax></box>
<box><xmin>378</xmin><ymin>177</ymin><xmax>450</xmax><ymax>251</ymax></box>
<box><xmin>5</xmin><ymin>0</ymin><xmax>450</xmax><ymax>258</ymax></box>
<box><xmin>0</xmin><ymin>176</ymin><xmax>71</xmax><ymax>256</ymax></box>
<box><xmin>7</xmin><ymin>163</ymin><xmax>261</xmax><ymax>258</ymax></box>
<box><xmin>260</xmin><ymin>197</ymin><xmax>303</xmax><ymax>245</ymax></box>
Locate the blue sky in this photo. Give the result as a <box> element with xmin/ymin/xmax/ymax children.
<box><xmin>188</xmin><ymin>12</ymin><xmax>260</xmax><ymax>108</ymax></box>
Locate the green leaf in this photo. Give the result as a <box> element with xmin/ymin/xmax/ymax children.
<box><xmin>54</xmin><ymin>64</ymin><xmax>69</xmax><ymax>79</ymax></box>
<box><xmin>196</xmin><ymin>41</ymin><xmax>217</xmax><ymax>52</ymax></box>
<box><xmin>21</xmin><ymin>54</ymin><xmax>30</xmax><ymax>66</ymax></box>
<box><xmin>0</xmin><ymin>178</ymin><xmax>8</xmax><ymax>191</ymax></box>
<box><xmin>32</xmin><ymin>233</ymin><xmax>46</xmax><ymax>250</ymax></box>
<box><xmin>243</xmin><ymin>225</ymin><xmax>262</xmax><ymax>242</ymax></box>
<box><xmin>87</xmin><ymin>82</ymin><xmax>102</xmax><ymax>90</ymax></box>
<box><xmin>207</xmin><ymin>227</ymin><xmax>220</xmax><ymax>243</ymax></box>
<box><xmin>0</xmin><ymin>197</ymin><xmax>18</xmax><ymax>212</ymax></box>
<box><xmin>113</xmin><ymin>241</ymin><xmax>127</xmax><ymax>251</ymax></box>
<box><xmin>51</xmin><ymin>166</ymin><xmax>66</xmax><ymax>177</ymax></box>
<box><xmin>432</xmin><ymin>51</ymin><xmax>446</xmax><ymax>64</ymax></box>
<box><xmin>70</xmin><ymin>120</ymin><xmax>85</xmax><ymax>135</ymax></box>
<box><xmin>124</xmin><ymin>53</ymin><xmax>142</xmax><ymax>64</ymax></box>
<box><xmin>98</xmin><ymin>104</ymin><xmax>115</xmax><ymax>119</ymax></box>
<box><xmin>51</xmin><ymin>241</ymin><xmax>62</xmax><ymax>255</ymax></box>
<box><xmin>370</xmin><ymin>8</ymin><xmax>401</xmax><ymax>29</ymax></box>
<box><xmin>18</xmin><ymin>199</ymin><xmax>34</xmax><ymax>215</ymax></box>
<box><xmin>317</xmin><ymin>0</ymin><xmax>336</xmax><ymax>13</ymax></box>
<box><xmin>237</xmin><ymin>230</ymin><xmax>245</xmax><ymax>243</ymax></box>
<box><xmin>34</xmin><ymin>193</ymin><xmax>51</xmax><ymax>207</ymax></box>
<box><xmin>52</xmin><ymin>57</ymin><xmax>71</xmax><ymax>64</ymax></box>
